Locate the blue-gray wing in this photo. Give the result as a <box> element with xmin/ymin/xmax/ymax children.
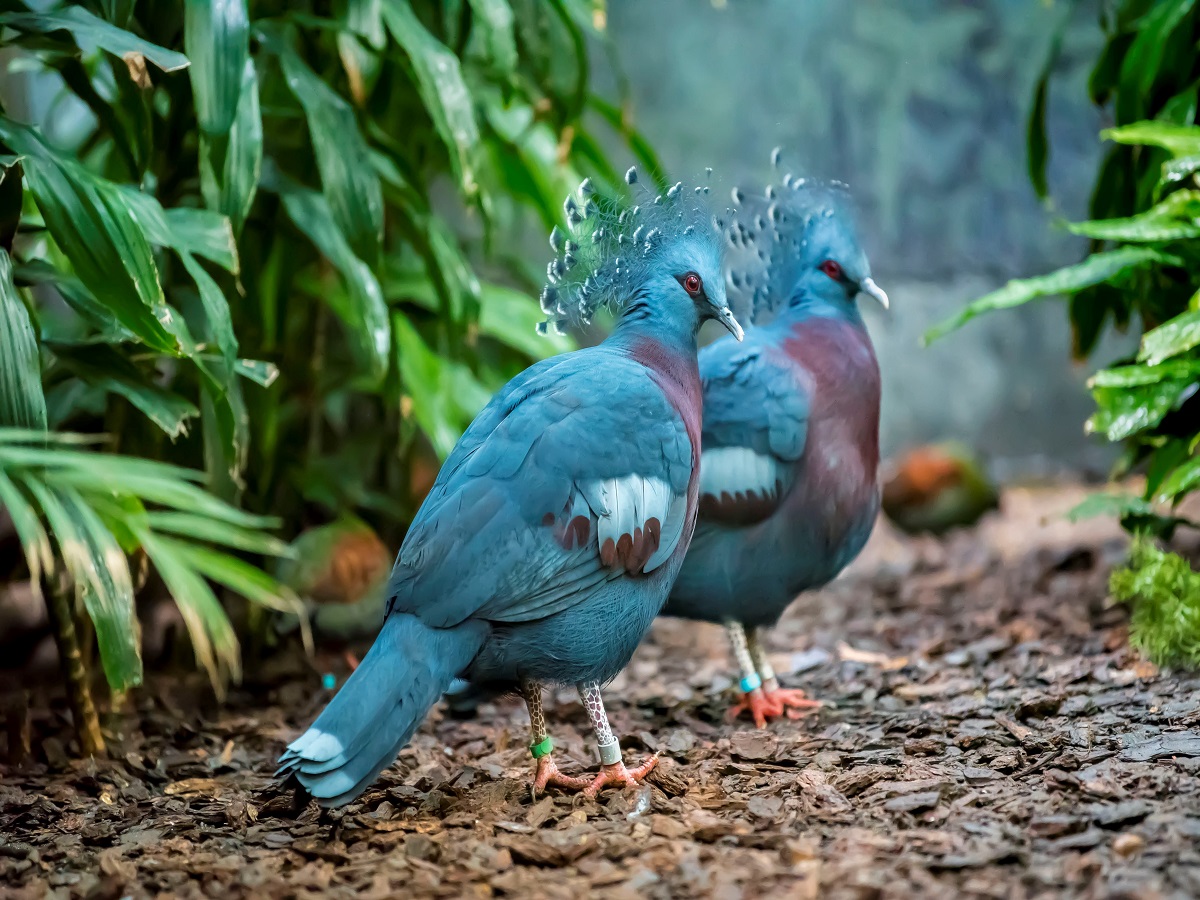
<box><xmin>386</xmin><ymin>348</ymin><xmax>694</xmax><ymax>628</ymax></box>
<box><xmin>696</xmin><ymin>333</ymin><xmax>809</xmax><ymax>524</ymax></box>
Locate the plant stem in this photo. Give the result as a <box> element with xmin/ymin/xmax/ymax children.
<box><xmin>44</xmin><ymin>582</ymin><xmax>105</xmax><ymax>757</ymax></box>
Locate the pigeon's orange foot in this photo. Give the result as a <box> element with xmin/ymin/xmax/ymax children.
<box><xmin>760</xmin><ymin>687</ymin><xmax>822</xmax><ymax>720</ymax></box>
<box><xmin>726</xmin><ymin>688</ymin><xmax>775</xmax><ymax>728</ymax></box>
<box><xmin>343</xmin><ymin>651</ymin><xmax>361</xmax><ymax>671</ymax></box>
<box><xmin>532</xmin><ymin>755</ymin><xmax>591</xmax><ymax>793</ymax></box>
<box><xmin>578</xmin><ymin>755</ymin><xmax>659</xmax><ymax>798</ymax></box>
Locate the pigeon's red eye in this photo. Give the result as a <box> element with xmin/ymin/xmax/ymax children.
<box><xmin>683</xmin><ymin>273</ymin><xmax>702</xmax><ymax>296</ymax></box>
<box><xmin>819</xmin><ymin>260</ymin><xmax>843</xmax><ymax>280</ymax></box>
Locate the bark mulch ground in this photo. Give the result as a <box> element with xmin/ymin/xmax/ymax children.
<box><xmin>2</xmin><ymin>484</ymin><xmax>1200</xmax><ymax>899</ymax></box>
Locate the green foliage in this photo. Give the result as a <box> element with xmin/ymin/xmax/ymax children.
<box><xmin>0</xmin><ymin>0</ymin><xmax>646</xmax><ymax>696</ymax></box>
<box><xmin>930</xmin><ymin>0</ymin><xmax>1200</xmax><ymax>663</ymax></box>
<box><xmin>1111</xmin><ymin>535</ymin><xmax>1200</xmax><ymax>667</ymax></box>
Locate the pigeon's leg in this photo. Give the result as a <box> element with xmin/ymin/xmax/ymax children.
<box><xmin>723</xmin><ymin>620</ymin><xmax>774</xmax><ymax>728</ymax></box>
<box><xmin>567</xmin><ymin>681</ymin><xmax>658</xmax><ymax>798</ymax></box>
<box><xmin>522</xmin><ymin>679</ymin><xmax>589</xmax><ymax>794</ymax></box>
<box><xmin>747</xmin><ymin>627</ymin><xmax>821</xmax><ymax>720</ymax></box>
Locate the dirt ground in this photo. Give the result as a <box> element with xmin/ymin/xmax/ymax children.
<box><xmin>2</xmin><ymin>484</ymin><xmax>1200</xmax><ymax>899</ymax></box>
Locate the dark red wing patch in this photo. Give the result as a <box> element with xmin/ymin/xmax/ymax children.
<box><xmin>599</xmin><ymin>516</ymin><xmax>662</xmax><ymax>574</ymax></box>
<box><xmin>699</xmin><ymin>487</ymin><xmax>781</xmax><ymax>526</ymax></box>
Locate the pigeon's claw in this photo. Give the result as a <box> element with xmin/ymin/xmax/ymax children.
<box><xmin>726</xmin><ymin>688</ymin><xmax>772</xmax><ymax>728</ymax></box>
<box><xmin>760</xmin><ymin>687</ymin><xmax>822</xmax><ymax>720</ymax></box>
<box><xmin>580</xmin><ymin>756</ymin><xmax>659</xmax><ymax>798</ymax></box>
<box><xmin>532</xmin><ymin>755</ymin><xmax>591</xmax><ymax>793</ymax></box>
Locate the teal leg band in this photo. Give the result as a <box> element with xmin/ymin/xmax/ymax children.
<box><xmin>739</xmin><ymin>673</ymin><xmax>762</xmax><ymax>693</ymax></box>
<box><xmin>529</xmin><ymin>735</ymin><xmax>554</xmax><ymax>759</ymax></box>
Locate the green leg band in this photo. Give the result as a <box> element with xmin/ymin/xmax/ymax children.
<box><xmin>529</xmin><ymin>734</ymin><xmax>554</xmax><ymax>759</ymax></box>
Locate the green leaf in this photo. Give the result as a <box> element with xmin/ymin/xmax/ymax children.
<box><xmin>25</xmin><ymin>479</ymin><xmax>142</xmax><ymax>691</ymax></box>
<box><xmin>144</xmin><ymin>511</ymin><xmax>291</xmax><ymax>556</ymax></box>
<box><xmin>0</xmin><ymin>250</ymin><xmax>47</xmax><ymax>431</ymax></box>
<box><xmin>1088</xmin><ymin>378</ymin><xmax>1195</xmax><ymax>441</ymax></box>
<box><xmin>273</xmin><ymin>39</ymin><xmax>384</xmax><ymax>265</ymax></box>
<box><xmin>199</xmin><ymin>59</ymin><xmax>262</xmax><ymax>237</ymax></box>
<box><xmin>232</xmin><ymin>358</ymin><xmax>279</xmax><ymax>387</ymax></box>
<box><xmin>275</xmin><ymin>180</ymin><xmax>390</xmax><ymax>380</ymax></box>
<box><xmin>1067</xmin><ymin>190</ymin><xmax>1200</xmax><ymax>243</ymax></box>
<box><xmin>0</xmin><ymin>121</ymin><xmax>186</xmax><ymax>355</ymax></box>
<box><xmin>179</xmin><ymin>250</ymin><xmax>237</xmax><ymax>364</ymax></box>
<box><xmin>47</xmin><ymin>343</ymin><xmax>199</xmax><ymax>439</ymax></box>
<box><xmin>1139</xmin><ymin>304</ymin><xmax>1200</xmax><ymax>365</ymax></box>
<box><xmin>167</xmin><ymin>541</ymin><xmax>300</xmax><ymax>614</ymax></box>
<box><xmin>391</xmin><ymin>312</ymin><xmax>460</xmax><ymax>457</ymax></box>
<box><xmin>1090</xmin><ymin>358</ymin><xmax>1200</xmax><ymax>388</ymax></box>
<box><xmin>1105</xmin><ymin>120</ymin><xmax>1200</xmax><ymax>158</ymax></box>
<box><xmin>1160</xmin><ymin>154</ymin><xmax>1200</xmax><ymax>192</ymax></box>
<box><xmin>185</xmin><ymin>0</ymin><xmax>250</xmax><ymax>136</ymax></box>
<box><xmin>1115</xmin><ymin>0</ymin><xmax>1197</xmax><ymax>125</ymax></box>
<box><xmin>138</xmin><ymin>531</ymin><xmax>239</xmax><ymax>696</ymax></box>
<box><xmin>0</xmin><ymin>6</ymin><xmax>190</xmax><ymax>73</ymax></box>
<box><xmin>466</xmin><ymin>0</ymin><xmax>517</xmax><ymax>76</ymax></box>
<box><xmin>1155</xmin><ymin>454</ymin><xmax>1200</xmax><ymax>502</ymax></box>
<box><xmin>1066</xmin><ymin>493</ymin><xmax>1159</xmax><ymax>522</ymax></box>
<box><xmin>382</xmin><ymin>0</ymin><xmax>481</xmax><ymax>194</ymax></box>
<box><xmin>0</xmin><ymin>468</ymin><xmax>52</xmax><ymax>588</ymax></box>
<box><xmin>924</xmin><ymin>248</ymin><xmax>1181</xmax><ymax>344</ymax></box>
<box><xmin>1027</xmin><ymin>28</ymin><xmax>1064</xmax><ymax>200</ymax></box>
<box><xmin>163</xmin><ymin>208</ymin><xmax>239</xmax><ymax>275</ymax></box>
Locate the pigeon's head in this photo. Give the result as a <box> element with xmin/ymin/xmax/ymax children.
<box><xmin>725</xmin><ymin>159</ymin><xmax>887</xmax><ymax>324</ymax></box>
<box><xmin>538</xmin><ymin>168</ymin><xmax>742</xmax><ymax>343</ymax></box>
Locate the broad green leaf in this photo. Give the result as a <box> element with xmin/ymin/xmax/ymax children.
<box><xmin>233</xmin><ymin>358</ymin><xmax>279</xmax><ymax>387</ymax></box>
<box><xmin>1027</xmin><ymin>27</ymin><xmax>1064</xmax><ymax>200</ymax></box>
<box><xmin>391</xmin><ymin>312</ymin><xmax>460</xmax><ymax>457</ymax></box>
<box><xmin>392</xmin><ymin>275</ymin><xmax>574</xmax><ymax>357</ymax></box>
<box><xmin>121</xmin><ymin>189</ymin><xmax>239</xmax><ymax>274</ymax></box>
<box><xmin>144</xmin><ymin>511</ymin><xmax>291</xmax><ymax>556</ymax></box>
<box><xmin>1160</xmin><ymin>154</ymin><xmax>1200</xmax><ymax>191</ymax></box>
<box><xmin>382</xmin><ymin>0</ymin><xmax>480</xmax><ymax>194</ymax></box>
<box><xmin>0</xmin><ymin>6</ymin><xmax>190</xmax><ymax>73</ymax></box>
<box><xmin>185</xmin><ymin>0</ymin><xmax>249</xmax><ymax>136</ymax></box>
<box><xmin>466</xmin><ymin>0</ymin><xmax>517</xmax><ymax>76</ymax></box>
<box><xmin>197</xmin><ymin>357</ymin><xmax>248</xmax><ymax>485</ymax></box>
<box><xmin>1156</xmin><ymin>454</ymin><xmax>1200</xmax><ymax>502</ymax></box>
<box><xmin>1067</xmin><ymin>190</ymin><xmax>1200</xmax><ymax>243</ymax></box>
<box><xmin>276</xmin><ymin>181</ymin><xmax>390</xmax><ymax>380</ymax></box>
<box><xmin>0</xmin><ymin>250</ymin><xmax>47</xmax><ymax>430</ymax></box>
<box><xmin>199</xmin><ymin>59</ymin><xmax>262</xmax><ymax>236</ymax></box>
<box><xmin>1139</xmin><ymin>304</ymin><xmax>1200</xmax><ymax>365</ymax></box>
<box><xmin>925</xmin><ymin>248</ymin><xmax>1181</xmax><ymax>344</ymax></box>
<box><xmin>1066</xmin><ymin>493</ymin><xmax>1159</xmax><ymax>522</ymax></box>
<box><xmin>338</xmin><ymin>0</ymin><xmax>387</xmax><ymax>105</ymax></box>
<box><xmin>0</xmin><ymin>121</ymin><xmax>186</xmax><ymax>355</ymax></box>
<box><xmin>0</xmin><ymin>468</ymin><xmax>52</xmax><ymax>589</ymax></box>
<box><xmin>1090</xmin><ymin>358</ymin><xmax>1200</xmax><ymax>388</ymax></box>
<box><xmin>1088</xmin><ymin>378</ymin><xmax>1195</xmax><ymax>441</ymax></box>
<box><xmin>25</xmin><ymin>479</ymin><xmax>142</xmax><ymax>691</ymax></box>
<box><xmin>274</xmin><ymin>41</ymin><xmax>383</xmax><ymax>265</ymax></box>
<box><xmin>168</xmin><ymin>542</ymin><xmax>300</xmax><ymax>614</ymax></box>
<box><xmin>48</xmin><ymin>342</ymin><xmax>199</xmax><ymax>439</ymax></box>
<box><xmin>1115</xmin><ymin>0</ymin><xmax>1197</xmax><ymax>125</ymax></box>
<box><xmin>179</xmin><ymin>251</ymin><xmax>237</xmax><ymax>363</ymax></box>
<box><xmin>138</xmin><ymin>530</ymin><xmax>239</xmax><ymax>696</ymax></box>
<box><xmin>1104</xmin><ymin>121</ymin><xmax>1200</xmax><ymax>158</ymax></box>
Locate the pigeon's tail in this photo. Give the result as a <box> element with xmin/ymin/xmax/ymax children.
<box><xmin>278</xmin><ymin>613</ymin><xmax>488</xmax><ymax>807</ymax></box>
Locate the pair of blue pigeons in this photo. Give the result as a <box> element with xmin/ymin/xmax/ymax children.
<box><xmin>278</xmin><ymin>156</ymin><xmax>885</xmax><ymax>804</ymax></box>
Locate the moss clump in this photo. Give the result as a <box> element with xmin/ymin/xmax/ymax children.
<box><xmin>1110</xmin><ymin>535</ymin><xmax>1200</xmax><ymax>668</ymax></box>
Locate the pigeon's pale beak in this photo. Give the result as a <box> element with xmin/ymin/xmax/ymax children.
<box><xmin>859</xmin><ymin>277</ymin><xmax>889</xmax><ymax>309</ymax></box>
<box><xmin>713</xmin><ymin>305</ymin><xmax>744</xmax><ymax>342</ymax></box>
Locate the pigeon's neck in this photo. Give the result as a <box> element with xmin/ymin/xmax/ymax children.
<box><xmin>780</xmin><ymin>292</ymin><xmax>866</xmax><ymax>331</ymax></box>
<box><xmin>612</xmin><ymin>311</ymin><xmax>703</xmax><ymax>454</ymax></box>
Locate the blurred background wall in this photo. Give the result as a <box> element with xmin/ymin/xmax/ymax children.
<box><xmin>604</xmin><ymin>0</ymin><xmax>1124</xmax><ymax>477</ymax></box>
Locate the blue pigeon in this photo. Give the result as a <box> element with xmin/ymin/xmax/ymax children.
<box><xmin>278</xmin><ymin>168</ymin><xmax>743</xmax><ymax>804</ymax></box>
<box><xmin>662</xmin><ymin>165</ymin><xmax>886</xmax><ymax>728</ymax></box>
